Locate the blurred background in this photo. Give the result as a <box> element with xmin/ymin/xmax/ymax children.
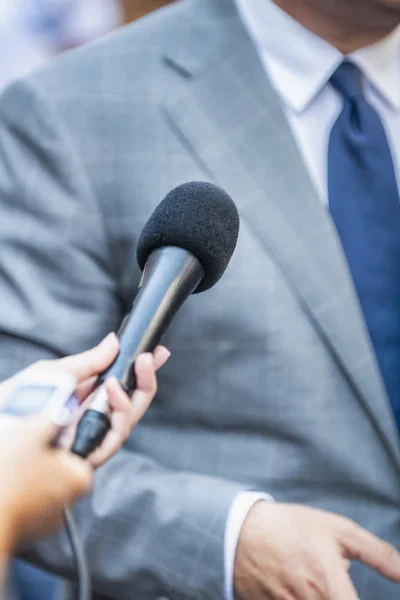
<box><xmin>1</xmin><ymin>2</ymin><xmax>175</xmax><ymax>598</ymax></box>
<box><xmin>0</xmin><ymin>0</ymin><xmax>175</xmax><ymax>92</ymax></box>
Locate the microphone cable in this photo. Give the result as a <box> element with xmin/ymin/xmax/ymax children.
<box><xmin>63</xmin><ymin>506</ymin><xmax>91</xmax><ymax>600</ymax></box>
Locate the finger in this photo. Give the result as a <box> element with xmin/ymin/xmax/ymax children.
<box><xmin>153</xmin><ymin>346</ymin><xmax>171</xmax><ymax>371</ymax></box>
<box><xmin>135</xmin><ymin>352</ymin><xmax>157</xmax><ymax>397</ymax></box>
<box><xmin>61</xmin><ymin>376</ymin><xmax>130</xmax><ymax>458</ymax></box>
<box><xmin>74</xmin><ymin>376</ymin><xmax>97</xmax><ymax>402</ymax></box>
<box><xmin>340</xmin><ymin>521</ymin><xmax>400</xmax><ymax>582</ymax></box>
<box><xmin>44</xmin><ymin>333</ymin><xmax>119</xmax><ymax>382</ymax></box>
<box><xmin>105</xmin><ymin>377</ymin><xmax>132</xmax><ymax>413</ymax></box>
<box><xmin>86</xmin><ymin>410</ymin><xmax>130</xmax><ymax>468</ymax></box>
<box><xmin>130</xmin><ymin>353</ymin><xmax>158</xmax><ymax>423</ymax></box>
<box><xmin>87</xmin><ymin>429</ymin><xmax>124</xmax><ymax>468</ymax></box>
<box><xmin>105</xmin><ymin>376</ymin><xmax>152</xmax><ymax>428</ymax></box>
<box><xmin>87</xmin><ymin>380</ymin><xmax>133</xmax><ymax>467</ymax></box>
<box><xmin>328</xmin><ymin>566</ymin><xmax>360</xmax><ymax>600</ymax></box>
<box><xmin>101</xmin><ymin>348</ymin><xmax>166</xmax><ymax>414</ymax></box>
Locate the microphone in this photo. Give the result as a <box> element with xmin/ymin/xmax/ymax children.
<box><xmin>71</xmin><ymin>182</ymin><xmax>240</xmax><ymax>458</ymax></box>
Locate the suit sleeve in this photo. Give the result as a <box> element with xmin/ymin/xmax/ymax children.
<box><xmin>0</xmin><ymin>80</ymin><xmax>244</xmax><ymax>599</ymax></box>
<box><xmin>0</xmin><ymin>78</ymin><xmax>120</xmax><ymax>368</ymax></box>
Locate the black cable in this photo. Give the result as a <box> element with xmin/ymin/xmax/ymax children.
<box><xmin>63</xmin><ymin>506</ymin><xmax>91</xmax><ymax>600</ymax></box>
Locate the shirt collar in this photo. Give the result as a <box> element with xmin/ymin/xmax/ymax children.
<box><xmin>234</xmin><ymin>0</ymin><xmax>400</xmax><ymax>113</ymax></box>
<box><xmin>352</xmin><ymin>27</ymin><xmax>400</xmax><ymax>111</ymax></box>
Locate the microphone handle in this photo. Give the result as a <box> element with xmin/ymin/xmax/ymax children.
<box><xmin>71</xmin><ymin>246</ymin><xmax>204</xmax><ymax>458</ymax></box>
<box><xmin>99</xmin><ymin>245</ymin><xmax>204</xmax><ymax>395</ymax></box>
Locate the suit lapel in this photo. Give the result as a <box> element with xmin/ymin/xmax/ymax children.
<box><xmin>163</xmin><ymin>0</ymin><xmax>400</xmax><ymax>463</ymax></box>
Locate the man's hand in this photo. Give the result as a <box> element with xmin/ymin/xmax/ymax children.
<box><xmin>235</xmin><ymin>502</ymin><xmax>400</xmax><ymax>600</ymax></box>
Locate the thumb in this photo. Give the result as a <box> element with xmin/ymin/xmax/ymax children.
<box><xmin>49</xmin><ymin>333</ymin><xmax>120</xmax><ymax>382</ymax></box>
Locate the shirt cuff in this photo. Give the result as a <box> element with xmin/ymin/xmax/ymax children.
<box><xmin>224</xmin><ymin>491</ymin><xmax>274</xmax><ymax>600</ymax></box>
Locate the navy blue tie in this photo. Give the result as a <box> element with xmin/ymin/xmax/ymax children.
<box><xmin>328</xmin><ymin>61</ymin><xmax>400</xmax><ymax>430</ymax></box>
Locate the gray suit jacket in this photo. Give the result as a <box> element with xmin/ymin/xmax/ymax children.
<box><xmin>0</xmin><ymin>0</ymin><xmax>399</xmax><ymax>598</ymax></box>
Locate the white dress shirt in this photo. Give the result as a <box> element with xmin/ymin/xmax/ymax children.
<box><xmin>224</xmin><ymin>1</ymin><xmax>400</xmax><ymax>598</ymax></box>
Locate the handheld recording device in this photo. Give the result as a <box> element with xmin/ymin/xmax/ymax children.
<box><xmin>0</xmin><ymin>370</ymin><xmax>79</xmax><ymax>432</ymax></box>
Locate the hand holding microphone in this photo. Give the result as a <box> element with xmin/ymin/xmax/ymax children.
<box><xmin>61</xmin><ymin>336</ymin><xmax>170</xmax><ymax>467</ymax></box>
<box><xmin>0</xmin><ymin>334</ymin><xmax>168</xmax><ymax>561</ymax></box>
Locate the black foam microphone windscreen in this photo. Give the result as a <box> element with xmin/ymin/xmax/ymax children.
<box><xmin>137</xmin><ymin>181</ymin><xmax>240</xmax><ymax>292</ymax></box>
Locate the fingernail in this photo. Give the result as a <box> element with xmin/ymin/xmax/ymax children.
<box><xmin>140</xmin><ymin>352</ymin><xmax>154</xmax><ymax>366</ymax></box>
<box><xmin>165</xmin><ymin>350</ymin><xmax>172</xmax><ymax>359</ymax></box>
<box><xmin>99</xmin><ymin>332</ymin><xmax>118</xmax><ymax>347</ymax></box>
